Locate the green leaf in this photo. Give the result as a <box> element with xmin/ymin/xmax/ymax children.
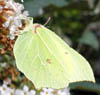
<box><xmin>14</xmin><ymin>21</ymin><xmax>95</xmax><ymax>89</ymax></box>
<box><xmin>23</xmin><ymin>0</ymin><xmax>68</xmax><ymax>16</ymax></box>
<box><xmin>79</xmin><ymin>31</ymin><xmax>99</xmax><ymax>50</ymax></box>
<box><xmin>70</xmin><ymin>82</ymin><xmax>100</xmax><ymax>94</ymax></box>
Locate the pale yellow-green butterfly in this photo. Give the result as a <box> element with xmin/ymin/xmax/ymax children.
<box><xmin>14</xmin><ymin>18</ymin><xmax>95</xmax><ymax>89</ymax></box>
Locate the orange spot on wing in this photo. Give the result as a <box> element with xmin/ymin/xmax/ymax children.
<box><xmin>46</xmin><ymin>58</ymin><xmax>51</xmax><ymax>64</ymax></box>
<box><xmin>65</xmin><ymin>52</ymin><xmax>68</xmax><ymax>54</ymax></box>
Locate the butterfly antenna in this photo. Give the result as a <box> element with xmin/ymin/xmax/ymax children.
<box><xmin>44</xmin><ymin>17</ymin><xmax>51</xmax><ymax>26</ymax></box>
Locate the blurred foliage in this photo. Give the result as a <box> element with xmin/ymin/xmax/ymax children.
<box><xmin>79</xmin><ymin>31</ymin><xmax>99</xmax><ymax>50</ymax></box>
<box><xmin>24</xmin><ymin>0</ymin><xmax>68</xmax><ymax>16</ymax></box>
<box><xmin>1</xmin><ymin>0</ymin><xmax>100</xmax><ymax>95</ymax></box>
<box><xmin>16</xmin><ymin>0</ymin><xmax>69</xmax><ymax>16</ymax></box>
<box><xmin>70</xmin><ymin>82</ymin><xmax>100</xmax><ymax>94</ymax></box>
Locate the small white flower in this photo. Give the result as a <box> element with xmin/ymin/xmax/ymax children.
<box><xmin>0</xmin><ymin>84</ymin><xmax>8</xmax><ymax>91</ymax></box>
<box><xmin>8</xmin><ymin>16</ymin><xmax>14</xmax><ymax>21</ymax></box>
<box><xmin>15</xmin><ymin>89</ymin><xmax>24</xmax><ymax>95</ymax></box>
<box><xmin>3</xmin><ymin>21</ymin><xmax>10</xmax><ymax>28</ymax></box>
<box><xmin>40</xmin><ymin>88</ymin><xmax>54</xmax><ymax>95</ymax></box>
<box><xmin>23</xmin><ymin>11</ymin><xmax>29</xmax><ymax>17</ymax></box>
<box><xmin>10</xmin><ymin>25</ymin><xmax>16</xmax><ymax>32</ymax></box>
<box><xmin>23</xmin><ymin>85</ymin><xmax>29</xmax><ymax>92</ymax></box>
<box><xmin>1</xmin><ymin>92</ymin><xmax>11</xmax><ymax>95</ymax></box>
<box><xmin>5</xmin><ymin>87</ymin><xmax>15</xmax><ymax>94</ymax></box>
<box><xmin>10</xmin><ymin>35</ymin><xmax>15</xmax><ymax>40</ymax></box>
<box><xmin>14</xmin><ymin>3</ymin><xmax>24</xmax><ymax>13</ymax></box>
<box><xmin>3</xmin><ymin>16</ymin><xmax>13</xmax><ymax>28</ymax></box>
<box><xmin>63</xmin><ymin>88</ymin><xmax>70</xmax><ymax>95</ymax></box>
<box><xmin>57</xmin><ymin>90</ymin><xmax>67</xmax><ymax>95</ymax></box>
<box><xmin>0</xmin><ymin>5</ymin><xmax>3</xmax><ymax>13</ymax></box>
<box><xmin>4</xmin><ymin>78</ymin><xmax>11</xmax><ymax>85</ymax></box>
<box><xmin>57</xmin><ymin>88</ymin><xmax>70</xmax><ymax>95</ymax></box>
<box><xmin>0</xmin><ymin>86</ymin><xmax>3</xmax><ymax>91</ymax></box>
<box><xmin>14</xmin><ymin>17</ymin><xmax>22</xmax><ymax>27</ymax></box>
<box><xmin>8</xmin><ymin>0</ymin><xmax>18</xmax><ymax>12</ymax></box>
<box><xmin>21</xmin><ymin>85</ymin><xmax>30</xmax><ymax>95</ymax></box>
<box><xmin>28</xmin><ymin>90</ymin><xmax>36</xmax><ymax>95</ymax></box>
<box><xmin>43</xmin><ymin>88</ymin><xmax>54</xmax><ymax>92</ymax></box>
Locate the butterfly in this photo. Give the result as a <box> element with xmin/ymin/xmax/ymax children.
<box><xmin>14</xmin><ymin>18</ymin><xmax>95</xmax><ymax>89</ymax></box>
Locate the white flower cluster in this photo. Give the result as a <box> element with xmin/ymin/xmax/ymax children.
<box><xmin>0</xmin><ymin>78</ymin><xmax>70</xmax><ymax>95</ymax></box>
<box><xmin>0</xmin><ymin>78</ymin><xmax>36</xmax><ymax>95</ymax></box>
<box><xmin>0</xmin><ymin>0</ymin><xmax>28</xmax><ymax>40</ymax></box>
<box><xmin>40</xmin><ymin>88</ymin><xmax>70</xmax><ymax>95</ymax></box>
